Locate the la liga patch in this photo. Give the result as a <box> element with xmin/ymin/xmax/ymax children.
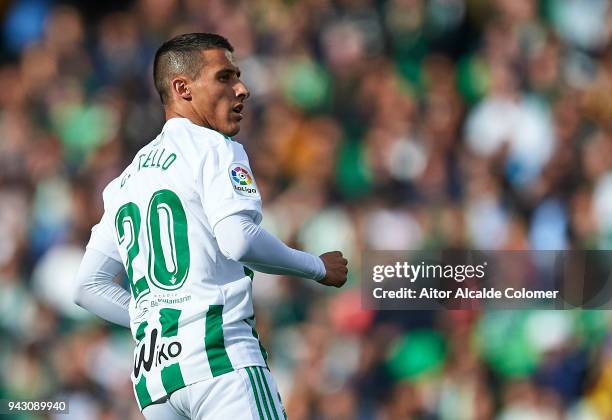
<box><xmin>228</xmin><ymin>163</ymin><xmax>258</xmax><ymax>196</ymax></box>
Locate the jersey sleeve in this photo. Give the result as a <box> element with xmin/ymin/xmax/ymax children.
<box><xmin>86</xmin><ymin>186</ymin><xmax>122</xmax><ymax>263</ymax></box>
<box><xmin>200</xmin><ymin>139</ymin><xmax>262</xmax><ymax>231</ymax></box>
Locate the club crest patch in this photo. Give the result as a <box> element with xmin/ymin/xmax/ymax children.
<box><xmin>229</xmin><ymin>163</ymin><xmax>258</xmax><ymax>196</ymax></box>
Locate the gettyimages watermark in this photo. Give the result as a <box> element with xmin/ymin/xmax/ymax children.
<box><xmin>362</xmin><ymin>251</ymin><xmax>612</xmax><ymax>310</ymax></box>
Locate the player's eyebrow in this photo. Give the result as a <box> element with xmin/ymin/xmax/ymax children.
<box><xmin>216</xmin><ymin>67</ymin><xmax>241</xmax><ymax>78</ymax></box>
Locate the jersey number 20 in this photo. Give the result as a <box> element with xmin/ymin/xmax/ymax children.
<box><xmin>115</xmin><ymin>189</ymin><xmax>190</xmax><ymax>300</ymax></box>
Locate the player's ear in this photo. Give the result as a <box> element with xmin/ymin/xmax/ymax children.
<box><xmin>171</xmin><ymin>77</ymin><xmax>192</xmax><ymax>101</ymax></box>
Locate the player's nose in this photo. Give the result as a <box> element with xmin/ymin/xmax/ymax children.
<box><xmin>235</xmin><ymin>80</ymin><xmax>249</xmax><ymax>101</ymax></box>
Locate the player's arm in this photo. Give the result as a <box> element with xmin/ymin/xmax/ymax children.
<box><xmin>74</xmin><ymin>248</ymin><xmax>131</xmax><ymax>328</ymax></box>
<box><xmin>214</xmin><ymin>212</ymin><xmax>348</xmax><ymax>287</ymax></box>
<box><xmin>201</xmin><ymin>139</ymin><xmax>347</xmax><ymax>287</ymax></box>
<box><xmin>74</xmin><ymin>188</ymin><xmax>131</xmax><ymax>328</ymax></box>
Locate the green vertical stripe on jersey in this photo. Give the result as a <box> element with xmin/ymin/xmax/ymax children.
<box><xmin>278</xmin><ymin>392</ymin><xmax>287</xmax><ymax>420</ymax></box>
<box><xmin>246</xmin><ymin>367</ymin><xmax>265</xmax><ymax>420</ymax></box>
<box><xmin>159</xmin><ymin>308</ymin><xmax>181</xmax><ymax>337</ymax></box>
<box><xmin>256</xmin><ymin>335</ymin><xmax>268</xmax><ymax>362</ymax></box>
<box><xmin>253</xmin><ymin>366</ymin><xmax>273</xmax><ymax>420</ymax></box>
<box><xmin>136</xmin><ymin>321</ymin><xmax>148</xmax><ymax>341</ymax></box>
<box><xmin>161</xmin><ymin>363</ymin><xmax>186</xmax><ymax>394</ymax></box>
<box><xmin>259</xmin><ymin>367</ymin><xmax>280</xmax><ymax>420</ymax></box>
<box><xmin>244</xmin><ymin>266</ymin><xmax>254</xmax><ymax>280</ymax></box>
<box><xmin>135</xmin><ymin>375</ymin><xmax>152</xmax><ymax>409</ymax></box>
<box><xmin>246</xmin><ymin>316</ymin><xmax>268</xmax><ymax>362</ymax></box>
<box><xmin>204</xmin><ymin>305</ymin><xmax>233</xmax><ymax>377</ymax></box>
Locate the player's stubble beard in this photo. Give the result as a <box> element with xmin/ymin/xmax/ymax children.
<box><xmin>193</xmin><ymin>92</ymin><xmax>242</xmax><ymax>137</ymax></box>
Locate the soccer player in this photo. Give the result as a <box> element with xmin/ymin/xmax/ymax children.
<box><xmin>73</xmin><ymin>33</ymin><xmax>348</xmax><ymax>419</ymax></box>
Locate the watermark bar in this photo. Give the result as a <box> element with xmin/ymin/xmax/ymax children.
<box><xmin>0</xmin><ymin>399</ymin><xmax>69</xmax><ymax>414</ymax></box>
<box><xmin>362</xmin><ymin>251</ymin><xmax>612</xmax><ymax>310</ymax></box>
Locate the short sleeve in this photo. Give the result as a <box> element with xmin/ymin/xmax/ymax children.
<box><xmin>86</xmin><ymin>195</ymin><xmax>122</xmax><ymax>263</ymax></box>
<box><xmin>201</xmin><ymin>140</ymin><xmax>262</xmax><ymax>230</ymax></box>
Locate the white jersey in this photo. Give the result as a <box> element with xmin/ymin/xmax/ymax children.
<box><xmin>86</xmin><ymin>118</ymin><xmax>267</xmax><ymax>410</ymax></box>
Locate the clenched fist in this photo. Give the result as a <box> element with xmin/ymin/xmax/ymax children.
<box><xmin>318</xmin><ymin>251</ymin><xmax>348</xmax><ymax>288</ymax></box>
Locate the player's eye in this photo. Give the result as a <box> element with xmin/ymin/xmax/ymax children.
<box><xmin>218</xmin><ymin>71</ymin><xmax>234</xmax><ymax>83</ymax></box>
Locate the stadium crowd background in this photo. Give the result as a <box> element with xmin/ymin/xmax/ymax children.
<box><xmin>1</xmin><ymin>0</ymin><xmax>612</xmax><ymax>418</ymax></box>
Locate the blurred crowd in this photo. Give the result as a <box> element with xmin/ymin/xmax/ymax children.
<box><xmin>2</xmin><ymin>0</ymin><xmax>612</xmax><ymax>418</ymax></box>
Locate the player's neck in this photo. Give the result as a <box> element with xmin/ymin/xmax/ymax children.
<box><xmin>165</xmin><ymin>107</ymin><xmax>208</xmax><ymax>129</ymax></box>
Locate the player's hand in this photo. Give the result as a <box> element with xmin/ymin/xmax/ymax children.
<box><xmin>318</xmin><ymin>251</ymin><xmax>348</xmax><ymax>288</ymax></box>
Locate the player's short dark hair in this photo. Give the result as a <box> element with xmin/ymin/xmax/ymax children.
<box><xmin>153</xmin><ymin>33</ymin><xmax>234</xmax><ymax>104</ymax></box>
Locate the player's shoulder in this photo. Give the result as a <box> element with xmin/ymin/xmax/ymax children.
<box><xmin>165</xmin><ymin>118</ymin><xmax>227</xmax><ymax>150</ymax></box>
<box><xmin>99</xmin><ymin>138</ymin><xmax>158</xmax><ymax>203</ymax></box>
<box><xmin>100</xmin><ymin>175</ymin><xmax>122</xmax><ymax>206</ymax></box>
